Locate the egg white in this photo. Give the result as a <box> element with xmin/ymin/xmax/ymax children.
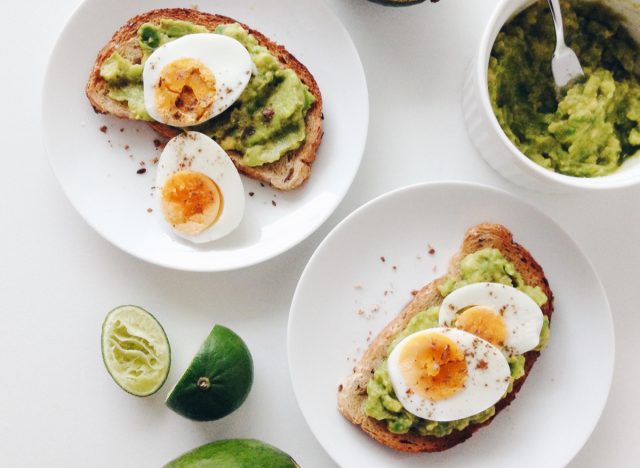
<box><xmin>155</xmin><ymin>131</ymin><xmax>245</xmax><ymax>243</ymax></box>
<box><xmin>439</xmin><ymin>282</ymin><xmax>544</xmax><ymax>355</ymax></box>
<box><xmin>143</xmin><ymin>33</ymin><xmax>253</xmax><ymax>127</ymax></box>
<box><xmin>387</xmin><ymin>327</ymin><xmax>511</xmax><ymax>422</ymax></box>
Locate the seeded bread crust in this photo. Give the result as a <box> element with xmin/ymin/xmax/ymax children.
<box><xmin>85</xmin><ymin>8</ymin><xmax>323</xmax><ymax>191</ymax></box>
<box><xmin>337</xmin><ymin>223</ymin><xmax>554</xmax><ymax>452</ymax></box>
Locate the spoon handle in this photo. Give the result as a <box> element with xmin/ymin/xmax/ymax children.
<box><xmin>547</xmin><ymin>0</ymin><xmax>567</xmax><ymax>52</ymax></box>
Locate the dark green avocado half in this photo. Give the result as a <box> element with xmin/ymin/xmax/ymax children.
<box><xmin>367</xmin><ymin>0</ymin><xmax>436</xmax><ymax>6</ymax></box>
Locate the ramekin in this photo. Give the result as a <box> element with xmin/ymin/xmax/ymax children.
<box><xmin>463</xmin><ymin>0</ymin><xmax>640</xmax><ymax>193</ymax></box>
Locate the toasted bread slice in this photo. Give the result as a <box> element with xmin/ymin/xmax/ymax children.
<box><xmin>86</xmin><ymin>8</ymin><xmax>323</xmax><ymax>191</ymax></box>
<box><xmin>337</xmin><ymin>223</ymin><xmax>554</xmax><ymax>452</ymax></box>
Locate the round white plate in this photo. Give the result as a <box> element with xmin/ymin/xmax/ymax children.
<box><xmin>42</xmin><ymin>0</ymin><xmax>368</xmax><ymax>271</ymax></box>
<box><xmin>288</xmin><ymin>181</ymin><xmax>614</xmax><ymax>468</ymax></box>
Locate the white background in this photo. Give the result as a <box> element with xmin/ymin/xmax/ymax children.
<box><xmin>1</xmin><ymin>0</ymin><xmax>637</xmax><ymax>466</ymax></box>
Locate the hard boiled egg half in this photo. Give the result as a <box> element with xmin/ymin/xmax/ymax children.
<box><xmin>387</xmin><ymin>327</ymin><xmax>511</xmax><ymax>421</ymax></box>
<box><xmin>143</xmin><ymin>33</ymin><xmax>253</xmax><ymax>127</ymax></box>
<box><xmin>156</xmin><ymin>131</ymin><xmax>244</xmax><ymax>243</ymax></box>
<box><xmin>439</xmin><ymin>283</ymin><xmax>544</xmax><ymax>355</ymax></box>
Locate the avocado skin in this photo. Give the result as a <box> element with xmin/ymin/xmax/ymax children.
<box><xmin>164</xmin><ymin>439</ymin><xmax>299</xmax><ymax>468</ymax></box>
<box><xmin>367</xmin><ymin>0</ymin><xmax>432</xmax><ymax>6</ymax></box>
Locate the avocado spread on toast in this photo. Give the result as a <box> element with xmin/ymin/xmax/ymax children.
<box><xmin>489</xmin><ymin>0</ymin><xmax>640</xmax><ymax>177</ymax></box>
<box><xmin>99</xmin><ymin>19</ymin><xmax>315</xmax><ymax>167</ymax></box>
<box><xmin>364</xmin><ymin>248</ymin><xmax>550</xmax><ymax>437</ymax></box>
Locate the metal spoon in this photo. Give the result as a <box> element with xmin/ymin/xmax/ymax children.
<box><xmin>548</xmin><ymin>0</ymin><xmax>584</xmax><ymax>87</ymax></box>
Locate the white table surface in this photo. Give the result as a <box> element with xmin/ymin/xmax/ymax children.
<box><xmin>2</xmin><ymin>0</ymin><xmax>637</xmax><ymax>466</ymax></box>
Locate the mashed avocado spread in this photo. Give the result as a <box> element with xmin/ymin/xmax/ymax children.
<box><xmin>489</xmin><ymin>0</ymin><xmax>640</xmax><ymax>177</ymax></box>
<box><xmin>364</xmin><ymin>248</ymin><xmax>550</xmax><ymax>437</ymax></box>
<box><xmin>99</xmin><ymin>20</ymin><xmax>316</xmax><ymax>167</ymax></box>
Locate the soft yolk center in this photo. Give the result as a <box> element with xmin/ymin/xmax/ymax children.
<box><xmin>398</xmin><ymin>333</ymin><xmax>467</xmax><ymax>401</ymax></box>
<box><xmin>455</xmin><ymin>306</ymin><xmax>507</xmax><ymax>347</ymax></box>
<box><xmin>161</xmin><ymin>171</ymin><xmax>223</xmax><ymax>235</ymax></box>
<box><xmin>154</xmin><ymin>58</ymin><xmax>216</xmax><ymax>126</ymax></box>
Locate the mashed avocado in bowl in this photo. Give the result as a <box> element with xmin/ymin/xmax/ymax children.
<box><xmin>489</xmin><ymin>0</ymin><xmax>640</xmax><ymax>177</ymax></box>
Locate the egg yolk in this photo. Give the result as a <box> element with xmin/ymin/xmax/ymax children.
<box><xmin>398</xmin><ymin>333</ymin><xmax>468</xmax><ymax>401</ymax></box>
<box><xmin>455</xmin><ymin>306</ymin><xmax>507</xmax><ymax>347</ymax></box>
<box><xmin>154</xmin><ymin>58</ymin><xmax>216</xmax><ymax>126</ymax></box>
<box><xmin>161</xmin><ymin>171</ymin><xmax>223</xmax><ymax>235</ymax></box>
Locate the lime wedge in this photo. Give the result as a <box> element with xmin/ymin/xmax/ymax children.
<box><xmin>166</xmin><ymin>324</ymin><xmax>253</xmax><ymax>421</ymax></box>
<box><xmin>101</xmin><ymin>305</ymin><xmax>171</xmax><ymax>397</ymax></box>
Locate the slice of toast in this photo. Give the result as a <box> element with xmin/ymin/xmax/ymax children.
<box><xmin>337</xmin><ymin>223</ymin><xmax>554</xmax><ymax>452</ymax></box>
<box><xmin>86</xmin><ymin>8</ymin><xmax>323</xmax><ymax>191</ymax></box>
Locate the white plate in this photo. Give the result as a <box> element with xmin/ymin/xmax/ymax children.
<box><xmin>288</xmin><ymin>181</ymin><xmax>614</xmax><ymax>468</ymax></box>
<box><xmin>42</xmin><ymin>0</ymin><xmax>368</xmax><ymax>271</ymax></box>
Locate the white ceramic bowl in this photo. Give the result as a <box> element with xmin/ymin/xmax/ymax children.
<box><xmin>463</xmin><ymin>0</ymin><xmax>640</xmax><ymax>193</ymax></box>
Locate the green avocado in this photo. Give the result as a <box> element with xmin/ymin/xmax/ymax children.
<box><xmin>164</xmin><ymin>439</ymin><xmax>299</xmax><ymax>468</ymax></box>
<box><xmin>99</xmin><ymin>19</ymin><xmax>315</xmax><ymax>167</ymax></box>
<box><xmin>488</xmin><ymin>0</ymin><xmax>640</xmax><ymax>177</ymax></box>
<box><xmin>197</xmin><ymin>23</ymin><xmax>315</xmax><ymax>167</ymax></box>
<box><xmin>139</xmin><ymin>20</ymin><xmax>207</xmax><ymax>54</ymax></box>
<box><xmin>437</xmin><ymin>247</ymin><xmax>548</xmax><ymax>307</ymax></box>
<box><xmin>99</xmin><ymin>53</ymin><xmax>149</xmax><ymax>120</ymax></box>
<box><xmin>366</xmin><ymin>0</ymin><xmax>429</xmax><ymax>6</ymax></box>
<box><xmin>363</xmin><ymin>248</ymin><xmax>548</xmax><ymax>438</ymax></box>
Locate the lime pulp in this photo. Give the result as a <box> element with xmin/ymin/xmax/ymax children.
<box><xmin>101</xmin><ymin>305</ymin><xmax>171</xmax><ymax>397</ymax></box>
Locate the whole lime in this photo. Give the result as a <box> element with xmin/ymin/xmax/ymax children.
<box><xmin>166</xmin><ymin>325</ymin><xmax>253</xmax><ymax>421</ymax></box>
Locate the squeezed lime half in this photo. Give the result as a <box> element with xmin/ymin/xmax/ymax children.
<box><xmin>101</xmin><ymin>305</ymin><xmax>171</xmax><ymax>397</ymax></box>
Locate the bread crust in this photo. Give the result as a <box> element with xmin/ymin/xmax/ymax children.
<box><xmin>337</xmin><ymin>223</ymin><xmax>554</xmax><ymax>452</ymax></box>
<box><xmin>85</xmin><ymin>8</ymin><xmax>323</xmax><ymax>191</ymax></box>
